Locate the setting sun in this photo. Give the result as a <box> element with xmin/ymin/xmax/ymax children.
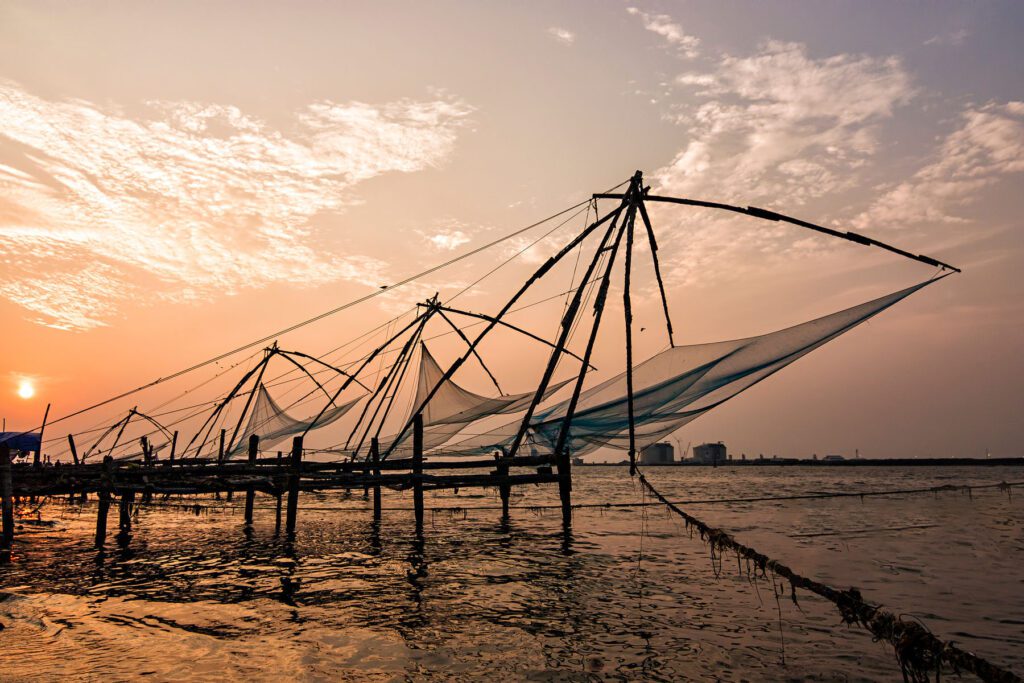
<box><xmin>17</xmin><ymin>379</ymin><xmax>35</xmax><ymax>399</ymax></box>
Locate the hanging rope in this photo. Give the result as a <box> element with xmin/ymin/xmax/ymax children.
<box><xmin>635</xmin><ymin>471</ymin><xmax>1020</xmax><ymax>683</ymax></box>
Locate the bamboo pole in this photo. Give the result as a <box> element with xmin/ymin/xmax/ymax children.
<box><xmin>275</xmin><ymin>450</ymin><xmax>283</xmax><ymax>533</ymax></box>
<box><xmin>34</xmin><ymin>402</ymin><xmax>50</xmax><ymax>467</ymax></box>
<box><xmin>169</xmin><ymin>430</ymin><xmax>178</xmax><ymax>463</ymax></box>
<box><xmin>67</xmin><ymin>434</ymin><xmax>80</xmax><ymax>466</ymax></box>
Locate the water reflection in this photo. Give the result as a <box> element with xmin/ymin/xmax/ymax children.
<box><xmin>0</xmin><ymin>466</ymin><xmax>1020</xmax><ymax>680</ymax></box>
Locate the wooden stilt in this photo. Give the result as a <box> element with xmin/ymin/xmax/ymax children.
<box><xmin>285</xmin><ymin>436</ymin><xmax>301</xmax><ymax>536</ymax></box>
<box><xmin>169</xmin><ymin>430</ymin><xmax>178</xmax><ymax>463</ymax></box>
<box><xmin>118</xmin><ymin>490</ymin><xmax>135</xmax><ymax>540</ymax></box>
<box><xmin>558</xmin><ymin>449</ymin><xmax>572</xmax><ymax>527</ymax></box>
<box><xmin>275</xmin><ymin>450</ymin><xmax>283</xmax><ymax>533</ymax></box>
<box><xmin>96</xmin><ymin>455</ymin><xmax>113</xmax><ymax>547</ymax></box>
<box><xmin>141</xmin><ymin>436</ymin><xmax>153</xmax><ymax>503</ymax></box>
<box><xmin>244</xmin><ymin>434</ymin><xmax>258</xmax><ymax>526</ymax></box>
<box><xmin>413</xmin><ymin>414</ymin><xmax>424</xmax><ymax>530</ymax></box>
<box><xmin>1</xmin><ymin>444</ymin><xmax>14</xmax><ymax>562</ymax></box>
<box><xmin>497</xmin><ymin>455</ymin><xmax>511</xmax><ymax>520</ymax></box>
<box><xmin>371</xmin><ymin>438</ymin><xmax>382</xmax><ymax>521</ymax></box>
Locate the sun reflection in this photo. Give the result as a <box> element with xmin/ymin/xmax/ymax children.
<box><xmin>17</xmin><ymin>379</ymin><xmax>35</xmax><ymax>399</ymax></box>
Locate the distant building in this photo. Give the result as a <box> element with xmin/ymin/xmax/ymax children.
<box><xmin>693</xmin><ymin>442</ymin><xmax>726</xmax><ymax>464</ymax></box>
<box><xmin>823</xmin><ymin>454</ymin><xmax>845</xmax><ymax>462</ymax></box>
<box><xmin>639</xmin><ymin>442</ymin><xmax>674</xmax><ymax>464</ymax></box>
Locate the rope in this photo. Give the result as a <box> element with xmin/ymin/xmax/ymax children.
<box><xmin>636</xmin><ymin>471</ymin><xmax>1021</xmax><ymax>683</ymax></box>
<box><xmin>18</xmin><ymin>180</ymin><xmax>630</xmax><ymax>439</ymax></box>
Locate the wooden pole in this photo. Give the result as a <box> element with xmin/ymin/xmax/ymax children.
<box><xmin>169</xmin><ymin>430</ymin><xmax>178</xmax><ymax>463</ymax></box>
<box><xmin>497</xmin><ymin>455</ymin><xmax>511</xmax><ymax>520</ymax></box>
<box><xmin>244</xmin><ymin>434</ymin><xmax>258</xmax><ymax>526</ymax></box>
<box><xmin>371</xmin><ymin>437</ymin><xmax>382</xmax><ymax>520</ymax></box>
<box><xmin>218</xmin><ymin>429</ymin><xmax>228</xmax><ymax>500</ymax></box>
<box><xmin>141</xmin><ymin>435</ymin><xmax>153</xmax><ymax>504</ymax></box>
<box><xmin>558</xmin><ymin>449</ymin><xmax>572</xmax><ymax>528</ymax></box>
<box><xmin>285</xmin><ymin>436</ymin><xmax>302</xmax><ymax>536</ymax></box>
<box><xmin>1</xmin><ymin>444</ymin><xmax>14</xmax><ymax>562</ymax></box>
<box><xmin>413</xmin><ymin>414</ymin><xmax>424</xmax><ymax>530</ymax></box>
<box><xmin>34</xmin><ymin>402</ymin><xmax>51</xmax><ymax>467</ymax></box>
<box><xmin>67</xmin><ymin>434</ymin><xmax>80</xmax><ymax>466</ymax></box>
<box><xmin>275</xmin><ymin>450</ymin><xmax>283</xmax><ymax>533</ymax></box>
<box><xmin>118</xmin><ymin>489</ymin><xmax>135</xmax><ymax>542</ymax></box>
<box><xmin>96</xmin><ymin>455</ymin><xmax>113</xmax><ymax>547</ymax></box>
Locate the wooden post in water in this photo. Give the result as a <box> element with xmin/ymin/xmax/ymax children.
<box><xmin>285</xmin><ymin>436</ymin><xmax>302</xmax><ymax>536</ymax></box>
<box><xmin>1</xmin><ymin>444</ymin><xmax>14</xmax><ymax>562</ymax></box>
<box><xmin>275</xmin><ymin>450</ymin><xmax>283</xmax><ymax>533</ymax></box>
<box><xmin>244</xmin><ymin>434</ymin><xmax>258</xmax><ymax>526</ymax></box>
<box><xmin>371</xmin><ymin>437</ymin><xmax>382</xmax><ymax>521</ymax></box>
<box><xmin>558</xmin><ymin>448</ymin><xmax>572</xmax><ymax>528</ymax></box>
<box><xmin>497</xmin><ymin>455</ymin><xmax>511</xmax><ymax>520</ymax></box>
<box><xmin>413</xmin><ymin>414</ymin><xmax>424</xmax><ymax>530</ymax></box>
<box><xmin>118</xmin><ymin>489</ymin><xmax>135</xmax><ymax>541</ymax></box>
<box><xmin>96</xmin><ymin>455</ymin><xmax>113</xmax><ymax>547</ymax></box>
<box><xmin>67</xmin><ymin>434</ymin><xmax>80</xmax><ymax>466</ymax></box>
<box><xmin>141</xmin><ymin>436</ymin><xmax>153</xmax><ymax>504</ymax></box>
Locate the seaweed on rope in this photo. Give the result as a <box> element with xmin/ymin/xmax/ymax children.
<box><xmin>636</xmin><ymin>470</ymin><xmax>1022</xmax><ymax>683</ymax></box>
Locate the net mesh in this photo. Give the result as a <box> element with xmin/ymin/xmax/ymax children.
<box><xmin>443</xmin><ymin>279</ymin><xmax>936</xmax><ymax>456</ymax></box>
<box><xmin>229</xmin><ymin>384</ymin><xmax>362</xmax><ymax>456</ymax></box>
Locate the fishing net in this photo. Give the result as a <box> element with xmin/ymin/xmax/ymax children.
<box><xmin>383</xmin><ymin>343</ymin><xmax>575</xmax><ymax>453</ymax></box>
<box><xmin>443</xmin><ymin>279</ymin><xmax>937</xmax><ymax>456</ymax></box>
<box><xmin>229</xmin><ymin>384</ymin><xmax>362</xmax><ymax>456</ymax></box>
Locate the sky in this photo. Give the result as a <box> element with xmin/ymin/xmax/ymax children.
<box><xmin>1</xmin><ymin>0</ymin><xmax>1022</xmax><ymax>460</ymax></box>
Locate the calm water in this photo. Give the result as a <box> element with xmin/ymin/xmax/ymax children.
<box><xmin>1</xmin><ymin>466</ymin><xmax>1021</xmax><ymax>681</ymax></box>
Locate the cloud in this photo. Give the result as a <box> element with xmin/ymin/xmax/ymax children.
<box><xmin>547</xmin><ymin>27</ymin><xmax>575</xmax><ymax>46</ymax></box>
<box><xmin>423</xmin><ymin>227</ymin><xmax>472</xmax><ymax>251</ymax></box>
<box><xmin>627</xmin><ymin>7</ymin><xmax>700</xmax><ymax>58</ymax></box>
<box><xmin>924</xmin><ymin>29</ymin><xmax>969</xmax><ymax>47</ymax></box>
<box><xmin>641</xmin><ymin>39</ymin><xmax>915</xmax><ymax>284</ymax></box>
<box><xmin>853</xmin><ymin>101</ymin><xmax>1024</xmax><ymax>230</ymax></box>
<box><xmin>0</xmin><ymin>81</ymin><xmax>474</xmax><ymax>330</ymax></box>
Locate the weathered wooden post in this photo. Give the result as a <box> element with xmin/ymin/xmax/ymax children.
<box><xmin>558</xmin><ymin>448</ymin><xmax>572</xmax><ymax>528</ymax></box>
<box><xmin>497</xmin><ymin>455</ymin><xmax>511</xmax><ymax>520</ymax></box>
<box><xmin>413</xmin><ymin>414</ymin><xmax>424</xmax><ymax>530</ymax></box>
<box><xmin>67</xmin><ymin>434</ymin><xmax>80</xmax><ymax>466</ymax></box>
<box><xmin>244</xmin><ymin>434</ymin><xmax>258</xmax><ymax>526</ymax></box>
<box><xmin>371</xmin><ymin>437</ymin><xmax>382</xmax><ymax>521</ymax></box>
<box><xmin>96</xmin><ymin>455</ymin><xmax>113</xmax><ymax>547</ymax></box>
<box><xmin>1</xmin><ymin>444</ymin><xmax>14</xmax><ymax>562</ymax></box>
<box><xmin>285</xmin><ymin>436</ymin><xmax>302</xmax><ymax>536</ymax></box>
<box><xmin>275</xmin><ymin>450</ymin><xmax>283</xmax><ymax>533</ymax></box>
<box><xmin>140</xmin><ymin>436</ymin><xmax>153</xmax><ymax>504</ymax></box>
<box><xmin>118</xmin><ymin>488</ymin><xmax>135</xmax><ymax>542</ymax></box>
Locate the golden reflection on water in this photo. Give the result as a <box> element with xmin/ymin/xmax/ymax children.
<box><xmin>1</xmin><ymin>466</ymin><xmax>1021</xmax><ymax>680</ymax></box>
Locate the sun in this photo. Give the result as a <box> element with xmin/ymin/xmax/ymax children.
<box><xmin>17</xmin><ymin>379</ymin><xmax>35</xmax><ymax>400</ymax></box>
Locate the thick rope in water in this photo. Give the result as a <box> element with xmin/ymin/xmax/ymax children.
<box><xmin>636</xmin><ymin>471</ymin><xmax>1021</xmax><ymax>683</ymax></box>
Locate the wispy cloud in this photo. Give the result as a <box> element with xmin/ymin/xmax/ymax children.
<box><xmin>853</xmin><ymin>101</ymin><xmax>1024</xmax><ymax>230</ymax></box>
<box><xmin>422</xmin><ymin>226</ymin><xmax>472</xmax><ymax>251</ymax></box>
<box><xmin>547</xmin><ymin>27</ymin><xmax>575</xmax><ymax>46</ymax></box>
<box><xmin>643</xmin><ymin>39</ymin><xmax>915</xmax><ymax>284</ymax></box>
<box><xmin>924</xmin><ymin>29</ymin><xmax>969</xmax><ymax>47</ymax></box>
<box><xmin>0</xmin><ymin>81</ymin><xmax>474</xmax><ymax>330</ymax></box>
<box><xmin>627</xmin><ymin>7</ymin><xmax>700</xmax><ymax>58</ymax></box>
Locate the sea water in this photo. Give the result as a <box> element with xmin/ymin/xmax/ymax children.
<box><xmin>1</xmin><ymin>466</ymin><xmax>1021</xmax><ymax>681</ymax></box>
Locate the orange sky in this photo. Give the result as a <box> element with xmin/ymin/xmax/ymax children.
<box><xmin>1</xmin><ymin>1</ymin><xmax>1022</xmax><ymax>460</ymax></box>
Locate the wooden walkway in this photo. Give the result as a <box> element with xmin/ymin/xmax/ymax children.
<box><xmin>0</xmin><ymin>416</ymin><xmax>571</xmax><ymax>560</ymax></box>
